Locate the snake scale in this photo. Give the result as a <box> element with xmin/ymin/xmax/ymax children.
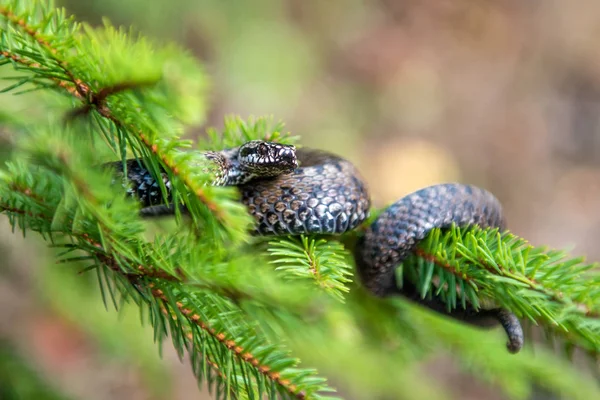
<box><xmin>108</xmin><ymin>140</ymin><xmax>524</xmax><ymax>353</ymax></box>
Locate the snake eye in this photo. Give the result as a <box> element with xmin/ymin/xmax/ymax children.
<box><xmin>257</xmin><ymin>144</ymin><xmax>269</xmax><ymax>157</ymax></box>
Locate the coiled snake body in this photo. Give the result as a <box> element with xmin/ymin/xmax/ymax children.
<box><xmin>109</xmin><ymin>140</ymin><xmax>523</xmax><ymax>353</ymax></box>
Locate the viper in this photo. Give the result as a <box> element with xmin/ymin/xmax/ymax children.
<box><xmin>107</xmin><ymin>140</ymin><xmax>524</xmax><ymax>353</ymax></box>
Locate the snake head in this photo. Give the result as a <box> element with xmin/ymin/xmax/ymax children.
<box><xmin>238</xmin><ymin>140</ymin><xmax>298</xmax><ymax>176</ymax></box>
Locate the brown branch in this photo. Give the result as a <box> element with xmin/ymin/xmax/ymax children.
<box><xmin>107</xmin><ymin>118</ymin><xmax>223</xmax><ymax>219</ymax></box>
<box><xmin>476</xmin><ymin>257</ymin><xmax>599</xmax><ymax>319</ymax></box>
<box><xmin>414</xmin><ymin>247</ymin><xmax>598</xmax><ymax>318</ymax></box>
<box><xmin>0</xmin><ymin>50</ymin><xmax>82</xmax><ymax>98</ymax></box>
<box><xmin>8</xmin><ymin>182</ymin><xmax>241</xmax><ymax>302</ymax></box>
<box><xmin>0</xmin><ymin>11</ymin><xmax>298</xmax><ymax>394</ymax></box>
<box><xmin>303</xmin><ymin>242</ymin><xmax>336</xmax><ymax>292</ymax></box>
<box><xmin>95</xmin><ymin>81</ymin><xmax>157</xmax><ymax>100</ymax></box>
<box><xmin>155</xmin><ymin>296</ymin><xmax>235</xmax><ymax>395</ymax></box>
<box><xmin>1</xmin><ymin>50</ymin><xmax>40</xmax><ymax>68</ymax></box>
<box><xmin>0</xmin><ymin>6</ymin><xmax>76</xmax><ymax>76</ymax></box>
<box><xmin>0</xmin><ymin>205</ymin><xmax>48</xmax><ymax>220</ymax></box>
<box><xmin>9</xmin><ymin>182</ymin><xmax>47</xmax><ymax>205</ymax></box>
<box><xmin>414</xmin><ymin>248</ymin><xmax>473</xmax><ymax>283</ymax></box>
<box><xmin>0</xmin><ymin>6</ymin><xmax>83</xmax><ymax>98</ymax></box>
<box><xmin>0</xmin><ymin>6</ymin><xmax>53</xmax><ymax>49</ymax></box>
<box><xmin>3</xmin><ymin>187</ymin><xmax>300</xmax><ymax>396</ymax></box>
<box><xmin>188</xmin><ymin>335</ymin><xmax>233</xmax><ymax>394</ymax></box>
<box><xmin>2</xmin><ymin>184</ymin><xmax>175</xmax><ymax>282</ymax></box>
<box><xmin>2</xmin><ymin>201</ymin><xmax>299</xmax><ymax>397</ymax></box>
<box><xmin>1</xmin><ymin>6</ymin><xmax>223</xmax><ymax>221</ymax></box>
<box><xmin>150</xmin><ymin>289</ymin><xmax>306</xmax><ymax>399</ymax></box>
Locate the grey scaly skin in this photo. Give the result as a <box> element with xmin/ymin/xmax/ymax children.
<box><xmin>355</xmin><ymin>183</ymin><xmax>523</xmax><ymax>353</ymax></box>
<box><xmin>109</xmin><ymin>141</ymin><xmax>371</xmax><ymax>234</ymax></box>
<box><xmin>107</xmin><ymin>141</ymin><xmax>523</xmax><ymax>353</ymax></box>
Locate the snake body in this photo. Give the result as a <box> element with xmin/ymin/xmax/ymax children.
<box><xmin>238</xmin><ymin>149</ymin><xmax>371</xmax><ymax>235</ymax></box>
<box><xmin>112</xmin><ymin>141</ymin><xmax>371</xmax><ymax>235</ymax></box>
<box><xmin>108</xmin><ymin>140</ymin><xmax>523</xmax><ymax>353</ymax></box>
<box><xmin>356</xmin><ymin>184</ymin><xmax>505</xmax><ymax>297</ymax></box>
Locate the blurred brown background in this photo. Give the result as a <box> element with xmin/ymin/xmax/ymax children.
<box><xmin>2</xmin><ymin>1</ymin><xmax>600</xmax><ymax>399</ymax></box>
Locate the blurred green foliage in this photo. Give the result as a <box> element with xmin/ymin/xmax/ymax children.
<box><xmin>0</xmin><ymin>341</ymin><xmax>72</xmax><ymax>400</ymax></box>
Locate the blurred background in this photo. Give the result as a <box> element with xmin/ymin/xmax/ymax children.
<box><xmin>2</xmin><ymin>0</ymin><xmax>600</xmax><ymax>399</ymax></box>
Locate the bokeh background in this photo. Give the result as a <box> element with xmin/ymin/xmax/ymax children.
<box><xmin>2</xmin><ymin>1</ymin><xmax>600</xmax><ymax>399</ymax></box>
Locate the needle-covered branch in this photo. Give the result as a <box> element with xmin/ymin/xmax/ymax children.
<box><xmin>0</xmin><ymin>0</ymin><xmax>253</xmax><ymax>243</ymax></box>
<box><xmin>2</xmin><ymin>1</ymin><xmax>600</xmax><ymax>400</ymax></box>
<box><xmin>0</xmin><ymin>127</ymin><xmax>336</xmax><ymax>399</ymax></box>
<box><xmin>268</xmin><ymin>236</ymin><xmax>353</xmax><ymax>302</ymax></box>
<box><xmin>405</xmin><ymin>225</ymin><xmax>600</xmax><ymax>354</ymax></box>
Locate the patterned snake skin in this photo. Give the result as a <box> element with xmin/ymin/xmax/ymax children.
<box><xmin>107</xmin><ymin>141</ymin><xmax>523</xmax><ymax>353</ymax></box>
<box><xmin>240</xmin><ymin>149</ymin><xmax>370</xmax><ymax>235</ymax></box>
<box><xmin>109</xmin><ymin>146</ymin><xmax>371</xmax><ymax>235</ymax></box>
<box><xmin>356</xmin><ymin>184</ymin><xmax>523</xmax><ymax>353</ymax></box>
<box><xmin>356</xmin><ymin>184</ymin><xmax>505</xmax><ymax>296</ymax></box>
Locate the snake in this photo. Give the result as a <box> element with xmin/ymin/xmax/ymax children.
<box><xmin>107</xmin><ymin>140</ymin><xmax>524</xmax><ymax>353</ymax></box>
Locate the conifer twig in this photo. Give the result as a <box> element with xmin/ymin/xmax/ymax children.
<box><xmin>407</xmin><ymin>226</ymin><xmax>600</xmax><ymax>354</ymax></box>
<box><xmin>3</xmin><ymin>2</ymin><xmax>600</xmax><ymax>399</ymax></box>
<box><xmin>0</xmin><ymin>2</ymin><xmax>229</xmax><ymax>228</ymax></box>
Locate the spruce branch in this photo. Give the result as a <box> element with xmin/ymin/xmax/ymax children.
<box><xmin>405</xmin><ymin>225</ymin><xmax>600</xmax><ymax>354</ymax></box>
<box><xmin>150</xmin><ymin>288</ymin><xmax>312</xmax><ymax>399</ymax></box>
<box><xmin>2</xmin><ymin>2</ymin><xmax>600</xmax><ymax>400</ymax></box>
<box><xmin>0</xmin><ymin>126</ymin><xmax>335</xmax><ymax>398</ymax></box>
<box><xmin>3</xmin><ymin>126</ymin><xmax>600</xmax><ymax>399</ymax></box>
<box><xmin>268</xmin><ymin>236</ymin><xmax>353</xmax><ymax>302</ymax></box>
<box><xmin>0</xmin><ymin>0</ymin><xmax>252</xmax><ymax>244</ymax></box>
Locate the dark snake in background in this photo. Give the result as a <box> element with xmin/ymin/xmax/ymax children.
<box><xmin>108</xmin><ymin>140</ymin><xmax>524</xmax><ymax>353</ymax></box>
